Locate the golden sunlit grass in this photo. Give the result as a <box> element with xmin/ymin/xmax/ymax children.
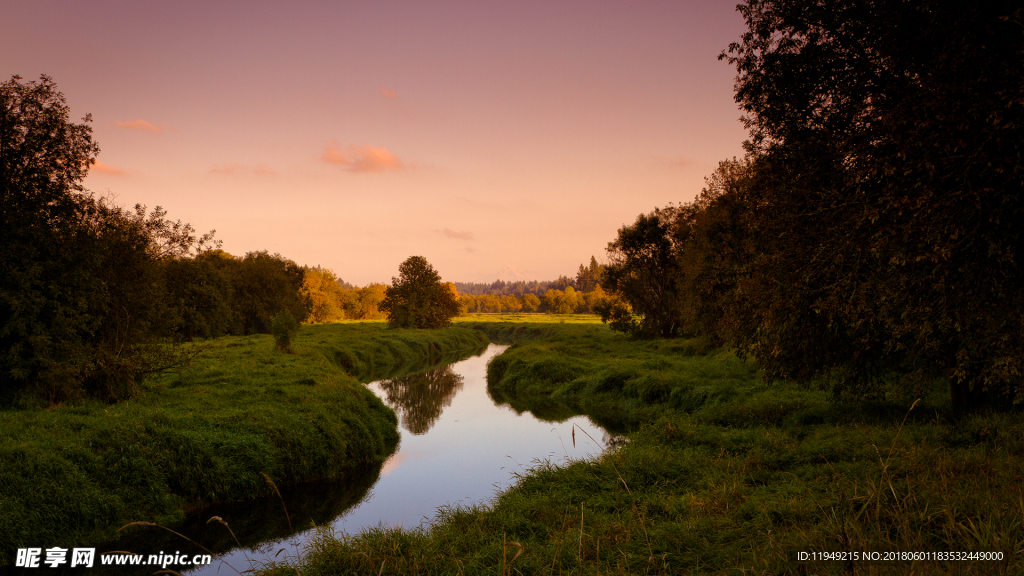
<box><xmin>456</xmin><ymin>312</ymin><xmax>603</xmax><ymax>325</ymax></box>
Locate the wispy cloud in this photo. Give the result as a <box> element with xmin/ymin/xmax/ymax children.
<box><xmin>210</xmin><ymin>163</ymin><xmax>276</xmax><ymax>175</ymax></box>
<box><xmin>322</xmin><ymin>142</ymin><xmax>404</xmax><ymax>173</ymax></box>
<box><xmin>379</xmin><ymin>87</ymin><xmax>398</xmax><ymax>99</ymax></box>
<box><xmin>92</xmin><ymin>160</ymin><xmax>127</xmax><ymax>175</ymax></box>
<box><xmin>439</xmin><ymin>228</ymin><xmax>474</xmax><ymax>240</ymax></box>
<box><xmin>114</xmin><ymin>119</ymin><xmax>169</xmax><ymax>133</ymax></box>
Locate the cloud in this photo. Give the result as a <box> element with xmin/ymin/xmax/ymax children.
<box><xmin>114</xmin><ymin>119</ymin><xmax>168</xmax><ymax>133</ymax></box>
<box><xmin>439</xmin><ymin>228</ymin><xmax>474</xmax><ymax>240</ymax></box>
<box><xmin>92</xmin><ymin>160</ymin><xmax>127</xmax><ymax>175</ymax></box>
<box><xmin>379</xmin><ymin>87</ymin><xmax>398</xmax><ymax>99</ymax></box>
<box><xmin>322</xmin><ymin>142</ymin><xmax>404</xmax><ymax>173</ymax></box>
<box><xmin>209</xmin><ymin>163</ymin><xmax>276</xmax><ymax>175</ymax></box>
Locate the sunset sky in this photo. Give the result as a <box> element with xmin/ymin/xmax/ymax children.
<box><xmin>3</xmin><ymin>0</ymin><xmax>749</xmax><ymax>285</ymax></box>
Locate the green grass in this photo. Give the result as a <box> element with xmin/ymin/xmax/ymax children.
<box><xmin>258</xmin><ymin>320</ymin><xmax>1024</xmax><ymax>576</ymax></box>
<box><xmin>0</xmin><ymin>322</ymin><xmax>488</xmax><ymax>565</ymax></box>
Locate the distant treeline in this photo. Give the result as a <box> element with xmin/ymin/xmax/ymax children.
<box><xmin>459</xmin><ymin>286</ymin><xmax>608</xmax><ymax>315</ymax></box>
<box><xmin>454</xmin><ymin>257</ymin><xmax>607</xmax><ymax>314</ymax></box>
<box><xmin>598</xmin><ymin>1</ymin><xmax>1024</xmax><ymax>411</ymax></box>
<box><xmin>454</xmin><ymin>257</ymin><xmax>605</xmax><ymax>297</ymax></box>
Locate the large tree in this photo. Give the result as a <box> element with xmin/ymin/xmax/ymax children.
<box><xmin>600</xmin><ymin>208</ymin><xmax>686</xmax><ymax>338</ymax></box>
<box><xmin>0</xmin><ymin>76</ymin><xmax>189</xmax><ymax>403</ymax></box>
<box><xmin>722</xmin><ymin>1</ymin><xmax>1024</xmax><ymax>406</ymax></box>
<box><xmin>379</xmin><ymin>256</ymin><xmax>461</xmax><ymax>329</ymax></box>
<box><xmin>1</xmin><ymin>75</ymin><xmax>100</xmax><ymax>403</ymax></box>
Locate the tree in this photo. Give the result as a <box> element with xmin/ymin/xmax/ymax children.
<box><xmin>601</xmin><ymin>208</ymin><xmax>686</xmax><ymax>338</ymax></box>
<box><xmin>301</xmin><ymin>266</ymin><xmax>346</xmax><ymax>323</ymax></box>
<box><xmin>162</xmin><ymin>255</ymin><xmax>233</xmax><ymax>340</ymax></box>
<box><xmin>379</xmin><ymin>256</ymin><xmax>461</xmax><ymax>329</ymax></box>
<box><xmin>521</xmin><ymin>293</ymin><xmax>541</xmax><ymax>313</ymax></box>
<box><xmin>575</xmin><ymin>256</ymin><xmax>605</xmax><ymax>292</ymax></box>
<box><xmin>1</xmin><ymin>75</ymin><xmax>100</xmax><ymax>403</ymax></box>
<box><xmin>0</xmin><ymin>76</ymin><xmax>215</xmax><ymax>403</ymax></box>
<box><xmin>229</xmin><ymin>251</ymin><xmax>309</xmax><ymax>334</ymax></box>
<box><xmin>354</xmin><ymin>283</ymin><xmax>388</xmax><ymax>319</ymax></box>
<box><xmin>722</xmin><ymin>0</ymin><xmax>1024</xmax><ymax>406</ymax></box>
<box><xmin>676</xmin><ymin>158</ymin><xmax>756</xmax><ymax>347</ymax></box>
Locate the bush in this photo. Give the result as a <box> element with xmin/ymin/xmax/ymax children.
<box><xmin>271</xmin><ymin>309</ymin><xmax>300</xmax><ymax>352</ymax></box>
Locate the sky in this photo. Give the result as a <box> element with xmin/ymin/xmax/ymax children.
<box><xmin>3</xmin><ymin>0</ymin><xmax>749</xmax><ymax>285</ymax></box>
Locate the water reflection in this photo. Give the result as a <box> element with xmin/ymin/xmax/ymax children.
<box><xmin>487</xmin><ymin>381</ymin><xmax>639</xmax><ymax>435</ymax></box>
<box><xmin>376</xmin><ymin>365</ymin><xmax>465</xmax><ymax>434</ymax></box>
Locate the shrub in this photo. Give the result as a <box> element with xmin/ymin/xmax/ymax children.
<box><xmin>271</xmin><ymin>309</ymin><xmax>300</xmax><ymax>352</ymax></box>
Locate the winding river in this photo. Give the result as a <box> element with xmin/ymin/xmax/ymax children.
<box><xmin>161</xmin><ymin>343</ymin><xmax>611</xmax><ymax>574</ymax></box>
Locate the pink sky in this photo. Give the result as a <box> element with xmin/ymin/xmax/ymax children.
<box><xmin>2</xmin><ymin>0</ymin><xmax>748</xmax><ymax>285</ymax></box>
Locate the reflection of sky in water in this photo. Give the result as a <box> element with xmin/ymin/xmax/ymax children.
<box><xmin>188</xmin><ymin>344</ymin><xmax>607</xmax><ymax>575</ymax></box>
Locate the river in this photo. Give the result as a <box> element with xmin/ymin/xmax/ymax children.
<box><xmin>173</xmin><ymin>343</ymin><xmax>610</xmax><ymax>574</ymax></box>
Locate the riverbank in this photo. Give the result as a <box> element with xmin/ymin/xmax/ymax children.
<box><xmin>261</xmin><ymin>321</ymin><xmax>1023</xmax><ymax>575</ymax></box>
<box><xmin>0</xmin><ymin>322</ymin><xmax>487</xmax><ymax>565</ymax></box>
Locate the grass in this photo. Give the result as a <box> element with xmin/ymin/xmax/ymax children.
<box><xmin>257</xmin><ymin>320</ymin><xmax>1024</xmax><ymax>576</ymax></box>
<box><xmin>0</xmin><ymin>322</ymin><xmax>488</xmax><ymax>566</ymax></box>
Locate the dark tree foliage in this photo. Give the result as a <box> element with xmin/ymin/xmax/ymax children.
<box><xmin>722</xmin><ymin>0</ymin><xmax>1024</xmax><ymax>406</ymax></box>
<box><xmin>0</xmin><ymin>76</ymin><xmax>205</xmax><ymax>403</ymax></box>
<box><xmin>1</xmin><ymin>75</ymin><xmax>99</xmax><ymax>403</ymax></box>
<box><xmin>675</xmin><ymin>159</ymin><xmax>757</xmax><ymax>347</ymax></box>
<box><xmin>600</xmin><ymin>209</ymin><xmax>686</xmax><ymax>338</ymax></box>
<box><xmin>130</xmin><ymin>204</ymin><xmax>220</xmax><ymax>260</ymax></box>
<box><xmin>380</xmin><ymin>256</ymin><xmax>461</xmax><ymax>329</ymax></box>
<box><xmin>162</xmin><ymin>256</ymin><xmax>234</xmax><ymax>340</ymax></box>
<box><xmin>227</xmin><ymin>251</ymin><xmax>309</xmax><ymax>335</ymax></box>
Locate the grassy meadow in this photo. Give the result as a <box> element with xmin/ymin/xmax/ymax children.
<box><xmin>0</xmin><ymin>322</ymin><xmax>487</xmax><ymax>565</ymax></box>
<box><xmin>260</xmin><ymin>321</ymin><xmax>1024</xmax><ymax>576</ymax></box>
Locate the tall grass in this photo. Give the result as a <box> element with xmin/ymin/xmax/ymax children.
<box><xmin>0</xmin><ymin>322</ymin><xmax>487</xmax><ymax>566</ymax></box>
<box><xmin>257</xmin><ymin>320</ymin><xmax>1023</xmax><ymax>575</ymax></box>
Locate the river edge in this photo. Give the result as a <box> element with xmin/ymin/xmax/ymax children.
<box><xmin>176</xmin><ymin>342</ymin><xmax>611</xmax><ymax>576</ymax></box>
<box><xmin>254</xmin><ymin>322</ymin><xmax>1023</xmax><ymax>576</ymax></box>
<box><xmin>0</xmin><ymin>323</ymin><xmax>488</xmax><ymax>566</ymax></box>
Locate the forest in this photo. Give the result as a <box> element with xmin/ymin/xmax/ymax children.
<box><xmin>596</xmin><ymin>0</ymin><xmax>1023</xmax><ymax>413</ymax></box>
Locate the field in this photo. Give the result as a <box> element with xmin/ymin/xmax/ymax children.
<box><xmin>0</xmin><ymin>322</ymin><xmax>487</xmax><ymax>565</ymax></box>
<box><xmin>261</xmin><ymin>321</ymin><xmax>1024</xmax><ymax>576</ymax></box>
